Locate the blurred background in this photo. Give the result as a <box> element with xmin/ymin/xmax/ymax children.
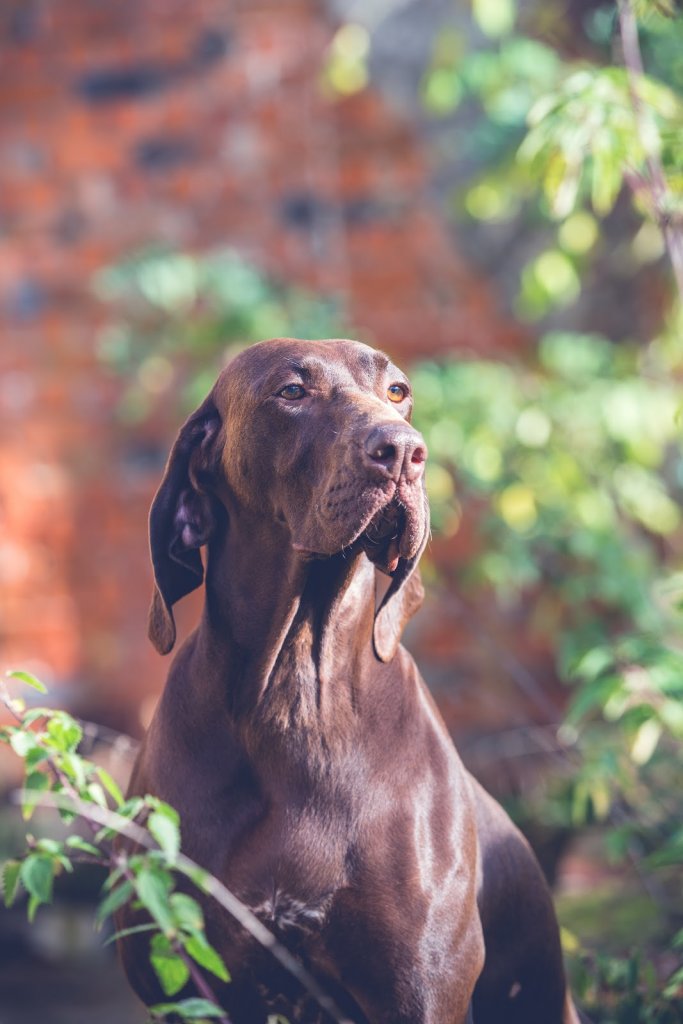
<box><xmin>1</xmin><ymin>0</ymin><xmax>682</xmax><ymax>1021</ymax></box>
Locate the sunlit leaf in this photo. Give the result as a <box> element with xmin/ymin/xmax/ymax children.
<box><xmin>150</xmin><ymin>934</ymin><xmax>190</xmax><ymax>997</ymax></box>
<box><xmin>184</xmin><ymin>935</ymin><xmax>230</xmax><ymax>983</ymax></box>
<box><xmin>170</xmin><ymin>893</ymin><xmax>204</xmax><ymax>933</ymax></box>
<box><xmin>630</xmin><ymin>718</ymin><xmax>663</xmax><ymax>764</ymax></box>
<box><xmin>8</xmin><ymin>730</ymin><xmax>38</xmax><ymax>759</ymax></box>
<box><xmin>45</xmin><ymin>713</ymin><xmax>82</xmax><ymax>754</ymax></box>
<box><xmin>96</xmin><ymin>767</ymin><xmax>125</xmax><ymax>808</ymax></box>
<box><xmin>6</xmin><ymin>670</ymin><xmax>48</xmax><ymax>694</ymax></box>
<box><xmin>135</xmin><ymin>867</ymin><xmax>175</xmax><ymax>935</ymax></box>
<box><xmin>22</xmin><ymin>771</ymin><xmax>50</xmax><ymax>821</ymax></box>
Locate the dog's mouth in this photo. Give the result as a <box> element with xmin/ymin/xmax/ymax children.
<box><xmin>360</xmin><ymin>497</ymin><xmax>411</xmax><ymax>575</ymax></box>
<box><xmin>293</xmin><ymin>481</ymin><xmax>427</xmax><ymax>572</ymax></box>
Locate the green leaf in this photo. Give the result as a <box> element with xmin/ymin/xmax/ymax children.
<box><xmin>8</xmin><ymin>730</ymin><xmax>39</xmax><ymax>759</ymax></box>
<box><xmin>663</xmin><ymin>966</ymin><xmax>683</xmax><ymax>999</ymax></box>
<box><xmin>571</xmin><ymin>645</ymin><xmax>614</xmax><ymax>681</ymax></box>
<box><xmin>149</xmin><ymin>810</ymin><xmax>181</xmax><ymax>864</ymax></box>
<box><xmin>150</xmin><ymin>997</ymin><xmax>226</xmax><ymax>1019</ymax></box>
<box><xmin>27</xmin><ymin>895</ymin><xmax>41</xmax><ymax>923</ymax></box>
<box><xmin>591</xmin><ymin>142</ymin><xmax>624</xmax><ymax>216</ymax></box>
<box><xmin>630</xmin><ymin>717</ymin><xmax>662</xmax><ymax>764</ymax></box>
<box><xmin>2</xmin><ymin>860</ymin><xmax>22</xmax><ymax>907</ymax></box>
<box><xmin>25</xmin><ymin>769</ymin><xmax>51</xmax><ymax>791</ymax></box>
<box><xmin>96</xmin><ymin>878</ymin><xmax>134</xmax><ymax>925</ymax></box>
<box><xmin>150</xmin><ymin>933</ymin><xmax>190</xmax><ymax>997</ymax></box>
<box><xmin>25</xmin><ymin>746</ymin><xmax>50</xmax><ymax>769</ymax></box>
<box><xmin>6</xmin><ymin>670</ymin><xmax>48</xmax><ymax>694</ymax></box>
<box><xmin>544</xmin><ymin>152</ymin><xmax>581</xmax><ymax>219</ymax></box>
<box><xmin>147</xmin><ymin>799</ymin><xmax>180</xmax><ymax>827</ymax></box>
<box><xmin>170</xmin><ymin>892</ymin><xmax>204</xmax><ymax>933</ymax></box>
<box><xmin>135</xmin><ymin>867</ymin><xmax>176</xmax><ymax>934</ymax></box>
<box><xmin>103</xmin><ymin>864</ymin><xmax>125</xmax><ymax>892</ymax></box>
<box><xmin>61</xmin><ymin>753</ymin><xmax>87</xmax><ymax>791</ymax></box>
<box><xmin>118</xmin><ymin>796</ymin><xmax>146</xmax><ymax>819</ymax></box>
<box><xmin>34</xmin><ymin>838</ymin><xmax>62</xmax><ymax>856</ymax></box>
<box><xmin>103</xmin><ymin>922</ymin><xmax>157</xmax><ymax>947</ymax></box>
<box><xmin>86</xmin><ymin>782</ymin><xmax>108</xmax><ymax>808</ymax></box>
<box><xmin>19</xmin><ymin>854</ymin><xmax>54</xmax><ymax>908</ymax></box>
<box><xmin>96</xmin><ymin>766</ymin><xmax>125</xmax><ymax>807</ymax></box>
<box><xmin>66</xmin><ymin>836</ymin><xmax>103</xmax><ymax>858</ymax></box>
<box><xmin>184</xmin><ymin>935</ymin><xmax>230</xmax><ymax>983</ymax></box>
<box><xmin>21</xmin><ymin>708</ymin><xmax>52</xmax><ymax>726</ymax></box>
<box><xmin>45</xmin><ymin>713</ymin><xmax>83</xmax><ymax>754</ymax></box>
<box><xmin>22</xmin><ymin>770</ymin><xmax>50</xmax><ymax>820</ymax></box>
<box><xmin>566</xmin><ymin>675</ymin><xmax>623</xmax><ymax>725</ymax></box>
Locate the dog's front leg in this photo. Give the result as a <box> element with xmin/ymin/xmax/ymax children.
<box><xmin>325</xmin><ymin>894</ymin><xmax>484</xmax><ymax>1024</ymax></box>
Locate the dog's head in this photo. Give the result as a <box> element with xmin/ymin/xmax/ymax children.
<box><xmin>148</xmin><ymin>338</ymin><xmax>430</xmax><ymax>662</ymax></box>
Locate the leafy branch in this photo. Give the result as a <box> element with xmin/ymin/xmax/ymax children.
<box><xmin>0</xmin><ymin>672</ymin><xmax>353</xmax><ymax>1024</ymax></box>
<box><xmin>519</xmin><ymin>0</ymin><xmax>683</xmax><ymax>302</ymax></box>
<box><xmin>616</xmin><ymin>0</ymin><xmax>683</xmax><ymax>298</ymax></box>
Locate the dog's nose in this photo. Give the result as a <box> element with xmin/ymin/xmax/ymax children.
<box><xmin>364</xmin><ymin>425</ymin><xmax>427</xmax><ymax>482</ymax></box>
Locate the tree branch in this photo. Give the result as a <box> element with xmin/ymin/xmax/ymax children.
<box><xmin>617</xmin><ymin>0</ymin><xmax>683</xmax><ymax>299</ymax></box>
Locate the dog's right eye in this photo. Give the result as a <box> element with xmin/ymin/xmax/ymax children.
<box><xmin>278</xmin><ymin>384</ymin><xmax>307</xmax><ymax>401</ymax></box>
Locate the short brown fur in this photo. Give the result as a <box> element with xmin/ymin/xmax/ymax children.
<box><xmin>119</xmin><ymin>338</ymin><xmax>585</xmax><ymax>1024</ymax></box>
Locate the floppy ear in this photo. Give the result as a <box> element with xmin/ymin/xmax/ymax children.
<box><xmin>148</xmin><ymin>394</ymin><xmax>221</xmax><ymax>655</ymax></box>
<box><xmin>373</xmin><ymin>504</ymin><xmax>429</xmax><ymax>663</ymax></box>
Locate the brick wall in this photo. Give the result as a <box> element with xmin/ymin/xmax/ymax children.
<box><xmin>0</xmin><ymin>0</ymin><xmax>531</xmax><ymax>749</ymax></box>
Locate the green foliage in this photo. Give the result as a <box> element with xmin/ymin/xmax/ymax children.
<box><xmin>411</xmin><ymin>336</ymin><xmax>683</xmax><ymax>940</ymax></box>
<box><xmin>416</xmin><ymin>29</ymin><xmax>683</xmax><ymax>989</ymax></box>
<box><xmin>412</xmin><ymin>334</ymin><xmax>683</xmax><ymax>605</ymax></box>
<box><xmin>567</xmin><ymin>948</ymin><xmax>683</xmax><ymax>1023</ymax></box>
<box><xmin>421</xmin><ymin>0</ymin><xmax>683</xmax><ymax>318</ymax></box>
<box><xmin>0</xmin><ymin>674</ymin><xmax>242</xmax><ymax>1024</ymax></box>
<box><xmin>93</xmin><ymin>247</ymin><xmax>347</xmax><ymax>424</ymax></box>
<box><xmin>520</xmin><ymin>67</ymin><xmax>683</xmax><ymax>219</ymax></box>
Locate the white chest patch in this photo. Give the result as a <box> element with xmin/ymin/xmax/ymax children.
<box><xmin>252</xmin><ymin>889</ymin><xmax>331</xmax><ymax>933</ymax></box>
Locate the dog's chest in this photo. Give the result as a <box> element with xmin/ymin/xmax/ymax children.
<box><xmin>233</xmin><ymin>775</ymin><xmax>357</xmax><ymax>940</ymax></box>
<box><xmin>250</xmin><ymin>805</ymin><xmax>351</xmax><ymax>931</ymax></box>
<box><xmin>251</xmin><ymin>887</ymin><xmax>334</xmax><ymax>934</ymax></box>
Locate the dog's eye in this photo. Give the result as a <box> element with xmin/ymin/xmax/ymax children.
<box><xmin>387</xmin><ymin>383</ymin><xmax>408</xmax><ymax>403</ymax></box>
<box><xmin>278</xmin><ymin>384</ymin><xmax>307</xmax><ymax>401</ymax></box>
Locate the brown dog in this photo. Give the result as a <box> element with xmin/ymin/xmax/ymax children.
<box><xmin>119</xmin><ymin>338</ymin><xmax>584</xmax><ymax>1024</ymax></box>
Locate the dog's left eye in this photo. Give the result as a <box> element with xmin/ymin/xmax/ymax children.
<box><xmin>278</xmin><ymin>384</ymin><xmax>307</xmax><ymax>401</ymax></box>
<box><xmin>387</xmin><ymin>383</ymin><xmax>408</xmax><ymax>403</ymax></box>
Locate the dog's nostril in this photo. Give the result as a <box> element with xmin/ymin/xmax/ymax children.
<box><xmin>410</xmin><ymin>445</ymin><xmax>426</xmax><ymax>465</ymax></box>
<box><xmin>370</xmin><ymin>442</ymin><xmax>397</xmax><ymax>464</ymax></box>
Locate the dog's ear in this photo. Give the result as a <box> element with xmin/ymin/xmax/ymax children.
<box><xmin>373</xmin><ymin>511</ymin><xmax>429</xmax><ymax>663</ymax></box>
<box><xmin>148</xmin><ymin>394</ymin><xmax>222</xmax><ymax>655</ymax></box>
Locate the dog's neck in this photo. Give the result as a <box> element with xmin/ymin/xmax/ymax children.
<box><xmin>195</xmin><ymin>508</ymin><xmax>379</xmax><ymax>727</ymax></box>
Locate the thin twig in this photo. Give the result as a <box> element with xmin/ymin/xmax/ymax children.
<box><xmin>617</xmin><ymin>0</ymin><xmax>683</xmax><ymax>299</ymax></box>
